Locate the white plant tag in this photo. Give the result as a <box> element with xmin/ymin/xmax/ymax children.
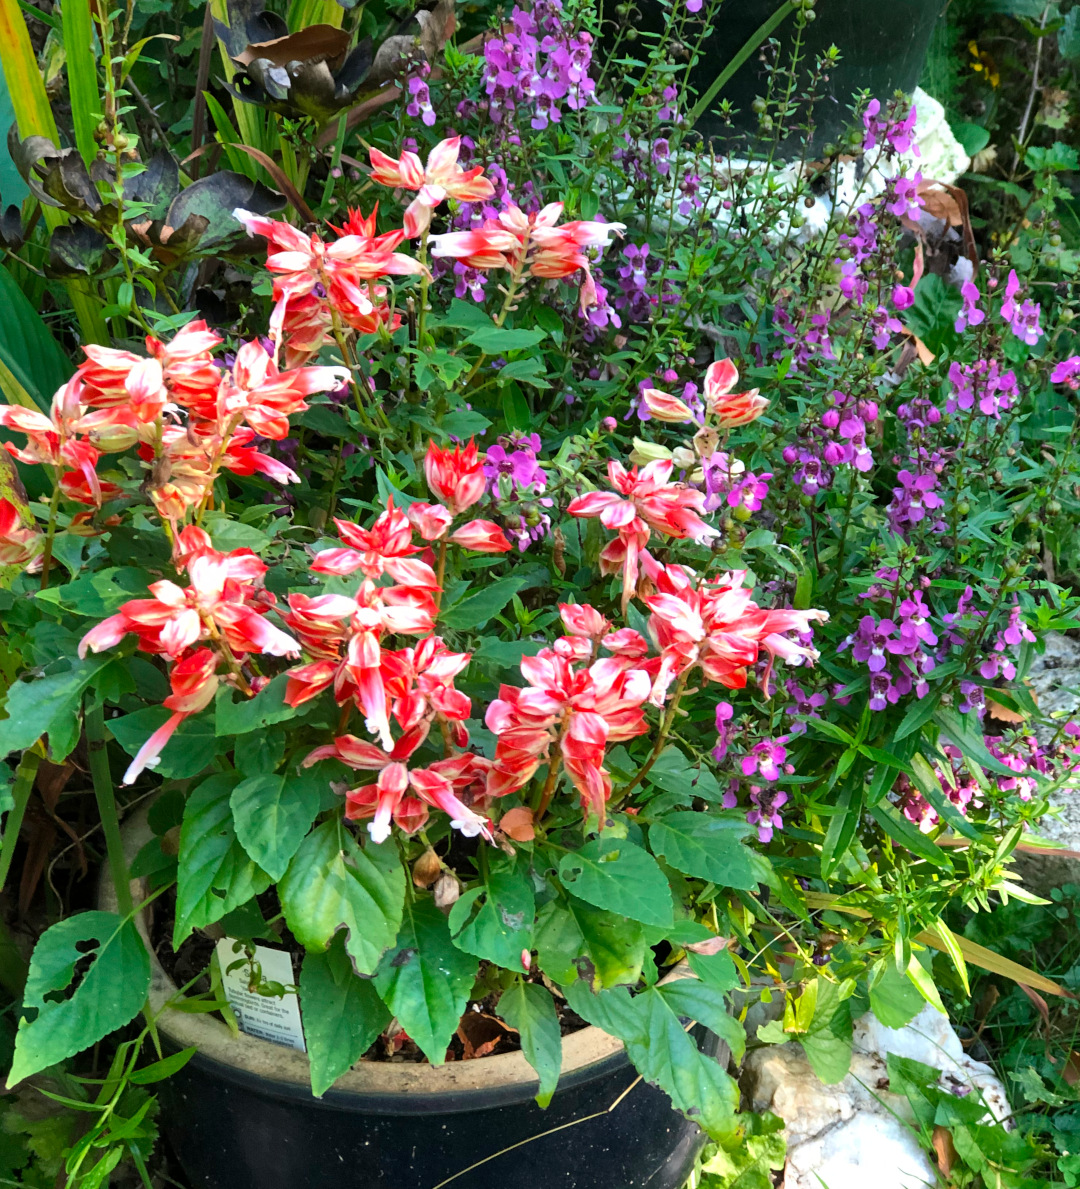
<box><xmin>216</xmin><ymin>938</ymin><xmax>306</xmax><ymax>1052</ymax></box>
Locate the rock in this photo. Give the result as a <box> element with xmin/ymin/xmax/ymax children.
<box><xmin>741</xmin><ymin>1004</ymin><xmax>1010</xmax><ymax>1189</ymax></box>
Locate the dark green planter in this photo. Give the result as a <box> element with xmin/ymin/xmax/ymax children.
<box><xmin>634</xmin><ymin>0</ymin><xmax>944</xmax><ymax>151</ymax></box>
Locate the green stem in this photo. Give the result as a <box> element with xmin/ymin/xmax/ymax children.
<box><xmin>85</xmin><ymin>699</ymin><xmax>133</xmax><ymax>918</ymax></box>
<box><xmin>614</xmin><ymin>674</ymin><xmax>689</xmax><ymax>805</ymax></box>
<box><xmin>38</xmin><ymin>476</ymin><xmax>62</xmax><ymax>591</ymax></box>
<box><xmin>686</xmin><ymin>1</ymin><xmax>796</xmax><ymax>127</ymax></box>
<box><xmin>0</xmin><ymin>745</ymin><xmax>42</xmax><ymax>895</ymax></box>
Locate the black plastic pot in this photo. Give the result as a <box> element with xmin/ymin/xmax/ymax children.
<box><xmin>105</xmin><ymin>809</ymin><xmax>725</xmax><ymax>1189</ymax></box>
<box><xmin>632</xmin><ymin>0</ymin><xmax>944</xmax><ymax>150</ymax></box>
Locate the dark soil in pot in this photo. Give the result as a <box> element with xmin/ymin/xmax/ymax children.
<box><xmin>627</xmin><ymin>0</ymin><xmax>944</xmax><ymax>151</ymax></box>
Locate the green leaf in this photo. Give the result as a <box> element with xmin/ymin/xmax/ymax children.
<box><xmin>932</xmin><ymin>709</ymin><xmax>1020</xmax><ymax>779</ymax></box>
<box><xmin>906</xmin><ymin>274</ymin><xmax>961</xmax><ymax>357</ymax></box>
<box><xmin>868</xmin><ymin>803</ymin><xmax>951</xmax><ymax>868</ymax></box>
<box><xmin>700</xmin><ymin>1111</ymin><xmax>787</xmax><ymax>1189</ymax></box>
<box><xmin>648</xmin><ymin>812</ymin><xmax>762</xmax><ymax>890</ymax></box>
<box><xmin>558</xmin><ymin>838</ymin><xmax>674</xmax><ymax>928</ymax></box>
<box><xmin>564</xmin><ymin>982</ymin><xmax>738</xmax><ymax>1138</ymax></box>
<box><xmin>440</xmin><ymin>573</ymin><xmax>544</xmax><ymax>631</ymax></box>
<box><xmin>109</xmin><ymin>706</ymin><xmax>220</xmax><ymax>780</ymax></box>
<box><xmin>0</xmin><ymin>659</ymin><xmax>103</xmax><ymax>762</ymax></box>
<box><xmin>61</xmin><ymin>0</ymin><xmax>99</xmax><ymax>166</ymax></box>
<box><xmin>952</xmin><ymin>121</ymin><xmax>991</xmax><ymax>156</ymax></box>
<box><xmin>894</xmin><ymin>690</ymin><xmax>942</xmax><ymax>740</ymax></box>
<box><xmin>215</xmin><ymin>674</ymin><xmax>294</xmax><ymax>735</ymax></box>
<box><xmin>909</xmin><ymin>751</ymin><xmax>979</xmax><ymax>840</ymax></box>
<box><xmin>35</xmin><ymin>567</ymin><xmax>151</xmax><ymax>618</ymax></box>
<box><xmin>797</xmin><ymin>979</ymin><xmax>853</xmax><ymax>1084</ymax></box>
<box><xmin>230</xmin><ymin>771</ymin><xmax>321</xmax><ymax>881</ymax></box>
<box><xmin>0</xmin><ymin>265</ymin><xmax>72</xmax><ymax>411</ymax></box>
<box><xmin>300</xmin><ymin>934</ymin><xmax>391</xmax><ymax>1097</ymax></box>
<box><xmin>645</xmin><ymin>747</ymin><xmax>722</xmax><ymax>801</ymax></box>
<box><xmin>440</xmin><ymin>410</ymin><xmax>492</xmax><ymax>439</ymax></box>
<box><xmin>869</xmin><ymin>960</ymin><xmax>924</xmax><ymax>1029</ymax></box>
<box><xmin>174</xmin><ymin>775</ymin><xmax>272</xmax><ymax>946</ymax></box>
<box><xmin>820</xmin><ymin>775</ymin><xmax>864</xmax><ymax>879</ymax></box>
<box><xmin>279</xmin><ymin>821</ymin><xmax>405</xmax><ymax>975</ymax></box>
<box><xmin>448</xmin><ymin>863</ymin><xmax>534</xmax><ymax>971</ymax></box>
<box><xmin>660</xmin><ymin>978</ymin><xmax>746</xmax><ymax>1061</ymax></box>
<box><xmin>464</xmin><ymin>327</ymin><xmax>546</xmax><ymax>352</ymax></box>
<box><xmin>374</xmin><ymin>897</ymin><xmax>478</xmax><ymax>1065</ymax></box>
<box><xmin>535</xmin><ymin>897</ymin><xmax>645</xmax><ymax>989</ymax></box>
<box><xmin>497</xmin><ymin>357</ymin><xmax>551</xmax><ymax>389</ymax></box>
<box><xmin>9</xmin><ymin>912</ymin><xmax>150</xmax><ymax>1085</ymax></box>
<box><xmin>128</xmin><ymin>1047</ymin><xmax>198</xmax><ymax>1085</ymax></box>
<box><xmin>498</xmin><ymin>980</ymin><xmax>561</xmax><ymax>1108</ymax></box>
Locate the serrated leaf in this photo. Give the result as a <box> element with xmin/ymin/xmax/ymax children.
<box><xmin>0</xmin><ymin>659</ymin><xmax>104</xmax><ymax>762</ymax></box>
<box><xmin>797</xmin><ymin>979</ymin><xmax>853</xmax><ymax>1085</ymax></box>
<box><xmin>645</xmin><ymin>746</ymin><xmax>722</xmax><ymax>801</ymax></box>
<box><xmin>373</xmin><ymin>897</ymin><xmax>478</xmax><ymax>1065</ymax></box>
<box><xmin>215</xmin><ymin>673</ymin><xmax>294</xmax><ymax>735</ymax></box>
<box><xmin>440</xmin><ymin>573</ymin><xmax>542</xmax><ymax>631</ymax></box>
<box><xmin>648</xmin><ymin>812</ymin><xmax>762</xmax><ymax>890</ymax></box>
<box><xmin>660</xmin><ymin>978</ymin><xmax>746</xmax><ymax>1060</ymax></box>
<box><xmin>9</xmin><ymin>912</ymin><xmax>149</xmax><ymax>1086</ymax></box>
<box><xmin>230</xmin><ymin>771</ymin><xmax>321</xmax><ymax>881</ymax></box>
<box><xmin>535</xmin><ymin>897</ymin><xmax>645</xmax><ymax>989</ymax></box>
<box><xmin>300</xmin><ymin>935</ymin><xmax>391</xmax><ymax>1097</ymax></box>
<box><xmin>558</xmin><ymin>839</ymin><xmax>673</xmax><ymax>928</ymax></box>
<box><xmin>174</xmin><ymin>775</ymin><xmax>271</xmax><ymax>945</ymax></box>
<box><xmin>279</xmin><ymin>821</ymin><xmax>404</xmax><ymax>975</ymax></box>
<box><xmin>448</xmin><ymin>864</ymin><xmax>534</xmax><ymax>970</ymax></box>
<box><xmin>498</xmin><ymin>980</ymin><xmax>561</xmax><ymax>1107</ymax></box>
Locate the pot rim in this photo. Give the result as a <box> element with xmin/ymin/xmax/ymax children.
<box><xmin>104</xmin><ymin>802</ymin><xmax>687</xmax><ymax>1100</ymax></box>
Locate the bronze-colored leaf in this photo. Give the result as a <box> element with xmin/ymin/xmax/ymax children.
<box><xmin>498</xmin><ymin>807</ymin><xmax>536</xmax><ymax>842</ymax></box>
<box><xmin>456</xmin><ymin>1010</ymin><xmax>516</xmax><ymax>1060</ymax></box>
<box><xmin>234</xmin><ymin>24</ymin><xmax>351</xmax><ymax>69</ymax></box>
<box><xmin>932</xmin><ymin>1125</ymin><xmax>956</xmax><ymax>1176</ymax></box>
<box><xmin>418</xmin><ymin>0</ymin><xmax>456</xmax><ymax>63</ymax></box>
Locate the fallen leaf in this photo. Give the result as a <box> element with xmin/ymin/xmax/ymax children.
<box><xmin>234</xmin><ymin>25</ymin><xmax>351</xmax><ymax>69</ymax></box>
<box><xmin>498</xmin><ymin>806</ymin><xmax>536</xmax><ymax>842</ymax></box>
<box><xmin>1019</xmin><ymin>983</ymin><xmax>1051</xmax><ymax>1029</ymax></box>
<box><xmin>457</xmin><ymin>1010</ymin><xmax>516</xmax><ymax>1060</ymax></box>
<box><xmin>932</xmin><ymin>1125</ymin><xmax>957</xmax><ymax>1176</ymax></box>
<box><xmin>1063</xmin><ymin>1050</ymin><xmax>1080</xmax><ymax>1086</ymax></box>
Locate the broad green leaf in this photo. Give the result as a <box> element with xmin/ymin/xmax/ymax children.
<box><xmin>797</xmin><ymin>979</ymin><xmax>853</xmax><ymax>1084</ymax></box>
<box><xmin>374</xmin><ymin>897</ymin><xmax>478</xmax><ymax>1065</ymax></box>
<box><xmin>215</xmin><ymin>674</ymin><xmax>294</xmax><ymax>735</ymax></box>
<box><xmin>535</xmin><ymin>897</ymin><xmax>645</xmax><ymax>989</ymax></box>
<box><xmin>868</xmin><ymin>960</ymin><xmax>924</xmax><ymax>1029</ymax></box>
<box><xmin>498</xmin><ymin>980</ymin><xmax>561</xmax><ymax>1108</ymax></box>
<box><xmin>34</xmin><ymin>567</ymin><xmax>150</xmax><ymax>618</ymax></box>
<box><xmin>0</xmin><ymin>266</ymin><xmax>71</xmax><ymax>411</ymax></box>
<box><xmin>174</xmin><ymin>775</ymin><xmax>272</xmax><ymax>945</ymax></box>
<box><xmin>448</xmin><ymin>864</ymin><xmax>534</xmax><ymax>971</ymax></box>
<box><xmin>660</xmin><ymin>978</ymin><xmax>746</xmax><ymax>1061</ymax></box>
<box><xmin>109</xmin><ymin>706</ymin><xmax>221</xmax><ymax>780</ymax></box>
<box><xmin>645</xmin><ymin>746</ymin><xmax>722</xmax><ymax>801</ymax></box>
<box><xmin>700</xmin><ymin>1111</ymin><xmax>786</xmax><ymax>1189</ymax></box>
<box><xmin>564</xmin><ymin>982</ymin><xmax>738</xmax><ymax>1139</ymax></box>
<box><xmin>300</xmin><ymin>935</ymin><xmax>391</xmax><ymax>1097</ymax></box>
<box><xmin>279</xmin><ymin>821</ymin><xmax>404</xmax><ymax>975</ymax></box>
<box><xmin>0</xmin><ymin>659</ymin><xmax>104</xmax><ymax>762</ymax></box>
<box><xmin>687</xmin><ymin>946</ymin><xmax>740</xmax><ymax>991</ymax></box>
<box><xmin>464</xmin><ymin>327</ymin><xmax>546</xmax><ymax>352</ymax></box>
<box><xmin>440</xmin><ymin>574</ymin><xmax>543</xmax><ymax>631</ymax></box>
<box><xmin>9</xmin><ymin>912</ymin><xmax>149</xmax><ymax>1085</ymax></box>
<box><xmin>230</xmin><ymin>771</ymin><xmax>321</xmax><ymax>881</ymax></box>
<box><xmin>648</xmin><ymin>812</ymin><xmax>761</xmax><ymax>890</ymax></box>
<box><xmin>894</xmin><ymin>690</ymin><xmax>942</xmax><ymax>740</ymax></box>
<box><xmin>558</xmin><ymin>838</ymin><xmax>673</xmax><ymax>928</ymax></box>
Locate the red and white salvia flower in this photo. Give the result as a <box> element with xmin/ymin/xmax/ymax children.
<box><xmin>643</xmin><ymin>561</ymin><xmax>827</xmax><ymax>704</ymax></box>
<box><xmin>641</xmin><ymin>388</ymin><xmax>695</xmax><ymax>424</ymax></box>
<box><xmin>567</xmin><ymin>458</ymin><xmax>719</xmax><ymax>610</ymax></box>
<box><xmin>78</xmin><ymin>539</ymin><xmax>298</xmax><ymax>661</ymax></box>
<box><xmin>446</xmin><ymin>518</ymin><xmax>512</xmax><ymax>553</ymax></box>
<box><xmin>559</xmin><ymin>603</ymin><xmax>612</xmax><ymax>643</ymax></box>
<box><xmin>405</xmin><ymin>500</ymin><xmax>455</xmax><ymax>541</ymax></box>
<box><xmin>380</xmin><ymin>636</ymin><xmax>473</xmax><ymax>746</ymax></box>
<box><xmin>217</xmin><ymin>340</ymin><xmax>347</xmax><ymax>440</ymax></box>
<box><xmin>121</xmin><ymin>648</ymin><xmax>219</xmax><ymax>785</ymax></box>
<box><xmin>0</xmin><ymin>498</ymin><xmax>44</xmax><ymax>571</ymax></box>
<box><xmin>485</xmin><ymin>643</ymin><xmax>651</xmax><ymax>816</ymax></box>
<box><xmin>310</xmin><ymin>504</ymin><xmax>440</xmax><ymax>587</ymax></box>
<box><xmin>303</xmin><ymin>728</ymin><xmax>492</xmax><ymax>842</ymax></box>
<box><xmin>703</xmin><ymin>359</ymin><xmax>769</xmax><ymax>429</ymax></box>
<box><xmin>424</xmin><ymin>439</ymin><xmax>486</xmax><ymax>515</ymax></box>
<box><xmin>368</xmin><ymin>137</ymin><xmax>497</xmax><ymax>238</ymax></box>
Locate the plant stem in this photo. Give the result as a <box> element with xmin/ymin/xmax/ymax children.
<box><xmin>0</xmin><ymin>745</ymin><xmax>42</xmax><ymax>895</ymax></box>
<box><xmin>86</xmin><ymin>699</ymin><xmax>133</xmax><ymax>918</ymax></box>
<box><xmin>615</xmin><ymin>674</ymin><xmax>689</xmax><ymax>804</ymax></box>
<box><xmin>433</xmin><ymin>539</ymin><xmax>448</xmax><ymax>612</ymax></box>
<box><xmin>38</xmin><ymin>476</ymin><xmax>62</xmax><ymax>590</ymax></box>
<box><xmin>535</xmin><ymin>711</ymin><xmax>571</xmax><ymax>822</ymax></box>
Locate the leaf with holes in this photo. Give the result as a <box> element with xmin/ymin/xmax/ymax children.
<box><xmin>498</xmin><ymin>980</ymin><xmax>562</xmax><ymax>1107</ymax></box>
<box><xmin>534</xmin><ymin>897</ymin><xmax>645</xmax><ymax>989</ymax></box>
<box><xmin>448</xmin><ymin>863</ymin><xmax>534</xmax><ymax>971</ymax></box>
<box><xmin>374</xmin><ymin>897</ymin><xmax>478</xmax><ymax>1065</ymax></box>
<box><xmin>301</xmin><ymin>935</ymin><xmax>391</xmax><ymax>1097</ymax></box>
<box><xmin>279</xmin><ymin>821</ymin><xmax>404</xmax><ymax>975</ymax></box>
<box><xmin>558</xmin><ymin>839</ymin><xmax>673</xmax><ymax>928</ymax></box>
<box><xmin>174</xmin><ymin>774</ymin><xmax>271</xmax><ymax>946</ymax></box>
<box><xmin>9</xmin><ymin>911</ymin><xmax>149</xmax><ymax>1085</ymax></box>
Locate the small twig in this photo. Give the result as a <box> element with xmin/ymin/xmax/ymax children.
<box><xmin>1012</xmin><ymin>2</ymin><xmax>1051</xmax><ymax>171</ymax></box>
<box><xmin>127</xmin><ymin>79</ymin><xmax>171</xmax><ymax>150</ymax></box>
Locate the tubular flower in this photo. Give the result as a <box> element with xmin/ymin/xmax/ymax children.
<box><xmin>368</xmin><ymin>138</ymin><xmax>497</xmax><ymax>238</ymax></box>
<box><xmin>380</xmin><ymin>636</ymin><xmax>473</xmax><ymax>745</ymax></box>
<box><xmin>702</xmin><ymin>359</ymin><xmax>769</xmax><ymax>428</ymax></box>
<box><xmin>641</xmin><ymin>388</ymin><xmax>695</xmax><ymax>423</ymax></box>
<box><xmin>425</xmin><ymin>439</ymin><xmax>486</xmax><ymax>515</ymax></box>
<box><xmin>447</xmin><ymin>519</ymin><xmax>513</xmax><ymax>553</ymax></box>
<box><xmin>310</xmin><ymin>503</ymin><xmax>439</xmax><ymax>587</ymax></box>
<box><xmin>302</xmin><ymin>730</ymin><xmax>491</xmax><ymax>842</ymax></box>
<box><xmin>121</xmin><ymin>649</ymin><xmax>219</xmax><ymax>785</ymax></box>
<box><xmin>78</xmin><ymin>542</ymin><xmax>298</xmax><ymax>661</ymax></box>
<box><xmin>0</xmin><ymin>379</ymin><xmax>124</xmax><ymax>507</ymax></box>
<box><xmin>643</xmin><ymin>562</ymin><xmax>828</xmax><ymax>704</ymax></box>
<box><xmin>567</xmin><ymin>458</ymin><xmax>719</xmax><ymax>610</ymax></box>
<box><xmin>0</xmin><ymin>498</ymin><xmax>44</xmax><ymax>571</ymax></box>
<box><xmin>485</xmin><ymin>650</ymin><xmax>651</xmax><ymax>817</ymax></box>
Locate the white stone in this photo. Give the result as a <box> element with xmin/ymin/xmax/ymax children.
<box><xmin>740</xmin><ymin>1004</ymin><xmax>1011</xmax><ymax>1189</ymax></box>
